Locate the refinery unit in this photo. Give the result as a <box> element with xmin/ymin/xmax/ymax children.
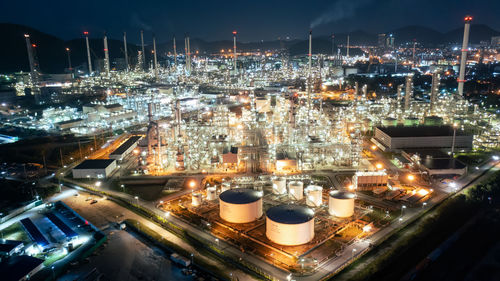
<box><xmin>3</xmin><ymin>15</ymin><xmax>500</xmax><ymax>280</ymax></box>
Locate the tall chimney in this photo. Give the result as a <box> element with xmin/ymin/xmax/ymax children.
<box><xmin>458</xmin><ymin>16</ymin><xmax>472</xmax><ymax>97</ymax></box>
<box><xmin>84</xmin><ymin>31</ymin><xmax>92</xmax><ymax>74</ymax></box>
<box><xmin>412</xmin><ymin>39</ymin><xmax>416</xmax><ymax>68</ymax></box>
<box><xmin>404</xmin><ymin>74</ymin><xmax>413</xmax><ymax>112</ymax></box>
<box><xmin>153</xmin><ymin>34</ymin><xmax>158</xmax><ymax>80</ymax></box>
<box><xmin>141</xmin><ymin>30</ymin><xmax>146</xmax><ymax>70</ymax></box>
<box><xmin>123</xmin><ymin>32</ymin><xmax>129</xmax><ymax>72</ymax></box>
<box><xmin>430</xmin><ymin>71</ymin><xmax>440</xmax><ymax>113</ymax></box>
<box><xmin>24</xmin><ymin>34</ymin><xmax>36</xmax><ymax>76</ymax></box>
<box><xmin>346</xmin><ymin>35</ymin><xmax>350</xmax><ymax>58</ymax></box>
<box><xmin>307</xmin><ymin>30</ymin><xmax>312</xmax><ymax>118</ymax></box>
<box><xmin>173</xmin><ymin>36</ymin><xmax>177</xmax><ymax>66</ymax></box>
<box><xmin>186</xmin><ymin>35</ymin><xmax>191</xmax><ymax>74</ymax></box>
<box><xmin>233</xmin><ymin>30</ymin><xmax>237</xmax><ymax>74</ymax></box>
<box><xmin>65</xmin><ymin>48</ymin><xmax>72</xmax><ymax>70</ymax></box>
<box><xmin>103</xmin><ymin>33</ymin><xmax>110</xmax><ymax>76</ymax></box>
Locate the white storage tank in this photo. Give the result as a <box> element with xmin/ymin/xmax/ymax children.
<box><xmin>192</xmin><ymin>192</ymin><xmax>202</xmax><ymax>206</ymax></box>
<box><xmin>328</xmin><ymin>191</ymin><xmax>355</xmax><ymax>218</ymax></box>
<box><xmin>206</xmin><ymin>187</ymin><xmax>217</xmax><ymax>200</ymax></box>
<box><xmin>219</xmin><ymin>189</ymin><xmax>263</xmax><ymax>223</ymax></box>
<box><xmin>305</xmin><ymin>185</ymin><xmax>323</xmax><ymax>207</ymax></box>
<box><xmin>266</xmin><ymin>205</ymin><xmax>315</xmax><ymax>246</ymax></box>
<box><xmin>272</xmin><ymin>177</ymin><xmax>287</xmax><ymax>195</ymax></box>
<box><xmin>288</xmin><ymin>181</ymin><xmax>304</xmax><ymax>200</ymax></box>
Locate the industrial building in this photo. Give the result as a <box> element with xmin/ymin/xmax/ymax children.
<box><xmin>109</xmin><ymin>136</ymin><xmax>142</xmax><ymax>160</ymax></box>
<box><xmin>72</xmin><ymin>159</ymin><xmax>117</xmax><ymax>179</ymax></box>
<box><xmin>219</xmin><ymin>189</ymin><xmax>263</xmax><ymax>223</ymax></box>
<box><xmin>373</xmin><ymin>126</ymin><xmax>473</xmax><ymax>151</ymax></box>
<box><xmin>266</xmin><ymin>204</ymin><xmax>315</xmax><ymax>246</ymax></box>
<box><xmin>353</xmin><ymin>171</ymin><xmax>388</xmax><ymax>191</ymax></box>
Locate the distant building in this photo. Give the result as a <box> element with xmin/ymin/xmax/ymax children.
<box><xmin>491</xmin><ymin>36</ymin><xmax>500</xmax><ymax>47</ymax></box>
<box><xmin>373</xmin><ymin>125</ymin><xmax>473</xmax><ymax>151</ymax></box>
<box><xmin>378</xmin><ymin>33</ymin><xmax>386</xmax><ymax>48</ymax></box>
<box><xmin>72</xmin><ymin>159</ymin><xmax>117</xmax><ymax>179</ymax></box>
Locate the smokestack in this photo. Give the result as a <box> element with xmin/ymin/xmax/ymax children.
<box><xmin>412</xmin><ymin>39</ymin><xmax>416</xmax><ymax>68</ymax></box>
<box><xmin>307</xmin><ymin>30</ymin><xmax>312</xmax><ymax>118</ymax></box>
<box><xmin>83</xmin><ymin>32</ymin><xmax>93</xmax><ymax>74</ymax></box>
<box><xmin>65</xmin><ymin>48</ymin><xmax>72</xmax><ymax>70</ymax></box>
<box><xmin>187</xmin><ymin>35</ymin><xmax>191</xmax><ymax>74</ymax></box>
<box><xmin>24</xmin><ymin>34</ymin><xmax>37</xmax><ymax>80</ymax></box>
<box><xmin>141</xmin><ymin>30</ymin><xmax>146</xmax><ymax>70</ymax></box>
<box><xmin>331</xmin><ymin>33</ymin><xmax>335</xmax><ymax>56</ymax></box>
<box><xmin>173</xmin><ymin>36</ymin><xmax>177</xmax><ymax>66</ymax></box>
<box><xmin>233</xmin><ymin>30</ymin><xmax>237</xmax><ymax>74</ymax></box>
<box><xmin>103</xmin><ymin>33</ymin><xmax>110</xmax><ymax>76</ymax></box>
<box><xmin>430</xmin><ymin>71</ymin><xmax>440</xmax><ymax>113</ymax></box>
<box><xmin>404</xmin><ymin>74</ymin><xmax>413</xmax><ymax>112</ymax></box>
<box><xmin>153</xmin><ymin>34</ymin><xmax>158</xmax><ymax>80</ymax></box>
<box><xmin>123</xmin><ymin>32</ymin><xmax>129</xmax><ymax>72</ymax></box>
<box><xmin>458</xmin><ymin>16</ymin><xmax>472</xmax><ymax>97</ymax></box>
<box><xmin>346</xmin><ymin>35</ymin><xmax>350</xmax><ymax>58</ymax></box>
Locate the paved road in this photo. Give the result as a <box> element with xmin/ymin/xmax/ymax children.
<box><xmin>59</xmin><ymin>154</ymin><xmax>500</xmax><ymax>281</ymax></box>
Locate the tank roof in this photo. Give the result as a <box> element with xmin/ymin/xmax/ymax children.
<box><xmin>219</xmin><ymin>188</ymin><xmax>262</xmax><ymax>204</ymax></box>
<box><xmin>266</xmin><ymin>204</ymin><xmax>314</xmax><ymax>224</ymax></box>
<box><xmin>329</xmin><ymin>190</ymin><xmax>356</xmax><ymax>199</ymax></box>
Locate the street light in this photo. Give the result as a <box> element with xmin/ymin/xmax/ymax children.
<box><xmin>407</xmin><ymin>174</ymin><xmax>415</xmax><ymax>181</ymax></box>
<box><xmin>351</xmin><ymin>248</ymin><xmax>357</xmax><ymax>260</ymax></box>
<box><xmin>401</xmin><ymin>205</ymin><xmax>406</xmax><ymax>216</ymax></box>
<box><xmin>134</xmin><ymin>196</ymin><xmax>139</xmax><ymax>205</ymax></box>
<box><xmin>375</xmin><ymin>163</ymin><xmax>383</xmax><ymax>170</ymax></box>
<box><xmin>95</xmin><ymin>181</ymin><xmax>101</xmax><ymax>187</ymax></box>
<box><xmin>51</xmin><ymin>266</ymin><xmax>55</xmax><ymax>280</ymax></box>
<box><xmin>422</xmin><ymin>202</ymin><xmax>427</xmax><ymax>208</ymax></box>
<box><xmin>215</xmin><ymin>238</ymin><xmax>219</xmax><ymax>246</ymax></box>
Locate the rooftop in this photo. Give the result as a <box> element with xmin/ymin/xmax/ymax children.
<box><xmin>377</xmin><ymin>125</ymin><xmax>468</xmax><ymax>138</ymax></box>
<box><xmin>110</xmin><ymin>136</ymin><xmax>141</xmax><ymax>156</ymax></box>
<box><xmin>329</xmin><ymin>190</ymin><xmax>356</xmax><ymax>199</ymax></box>
<box><xmin>73</xmin><ymin>159</ymin><xmax>115</xmax><ymax>170</ymax></box>
<box><xmin>219</xmin><ymin>188</ymin><xmax>262</xmax><ymax>204</ymax></box>
<box><xmin>266</xmin><ymin>204</ymin><xmax>314</xmax><ymax>224</ymax></box>
<box><xmin>421</xmin><ymin>158</ymin><xmax>466</xmax><ymax>170</ymax></box>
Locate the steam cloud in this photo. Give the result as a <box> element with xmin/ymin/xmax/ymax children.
<box><xmin>310</xmin><ymin>0</ymin><xmax>372</xmax><ymax>29</ymax></box>
<box><xmin>131</xmin><ymin>13</ymin><xmax>152</xmax><ymax>31</ymax></box>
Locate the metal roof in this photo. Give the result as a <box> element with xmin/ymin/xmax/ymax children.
<box><xmin>377</xmin><ymin>125</ymin><xmax>467</xmax><ymax>138</ymax></box>
<box><xmin>329</xmin><ymin>190</ymin><xmax>356</xmax><ymax>199</ymax></box>
<box><xmin>219</xmin><ymin>188</ymin><xmax>262</xmax><ymax>204</ymax></box>
<box><xmin>73</xmin><ymin>159</ymin><xmax>115</xmax><ymax>170</ymax></box>
<box><xmin>266</xmin><ymin>204</ymin><xmax>314</xmax><ymax>224</ymax></box>
<box><xmin>110</xmin><ymin>136</ymin><xmax>141</xmax><ymax>156</ymax></box>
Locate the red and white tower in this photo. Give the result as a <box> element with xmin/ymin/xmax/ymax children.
<box><xmin>458</xmin><ymin>16</ymin><xmax>472</xmax><ymax>97</ymax></box>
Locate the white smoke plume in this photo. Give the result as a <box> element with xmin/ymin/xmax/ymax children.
<box><xmin>131</xmin><ymin>13</ymin><xmax>152</xmax><ymax>31</ymax></box>
<box><xmin>310</xmin><ymin>0</ymin><xmax>372</xmax><ymax>29</ymax></box>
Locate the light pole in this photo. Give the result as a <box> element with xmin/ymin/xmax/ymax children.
<box><xmin>135</xmin><ymin>196</ymin><xmax>139</xmax><ymax>205</ymax></box>
<box><xmin>190</xmin><ymin>253</ymin><xmax>194</xmax><ymax>264</ymax></box>
<box><xmin>401</xmin><ymin>205</ymin><xmax>406</xmax><ymax>217</ymax></box>
<box><xmin>51</xmin><ymin>266</ymin><xmax>55</xmax><ymax>280</ymax></box>
<box><xmin>422</xmin><ymin>202</ymin><xmax>427</xmax><ymax>208</ymax></box>
<box><xmin>451</xmin><ymin>123</ymin><xmax>457</xmax><ymax>157</ymax></box>
<box><xmin>351</xmin><ymin>248</ymin><xmax>357</xmax><ymax>261</ymax></box>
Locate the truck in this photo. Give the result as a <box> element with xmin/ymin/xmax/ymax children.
<box><xmin>170</xmin><ymin>253</ymin><xmax>191</xmax><ymax>267</ymax></box>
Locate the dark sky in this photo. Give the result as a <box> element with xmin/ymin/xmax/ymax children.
<box><xmin>1</xmin><ymin>0</ymin><xmax>498</xmax><ymax>43</ymax></box>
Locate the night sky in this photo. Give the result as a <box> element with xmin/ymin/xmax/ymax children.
<box><xmin>1</xmin><ymin>0</ymin><xmax>498</xmax><ymax>43</ymax></box>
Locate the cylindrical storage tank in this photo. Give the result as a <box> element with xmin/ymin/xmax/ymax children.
<box><xmin>266</xmin><ymin>205</ymin><xmax>314</xmax><ymax>246</ymax></box>
<box><xmin>404</xmin><ymin>117</ymin><xmax>420</xmax><ymax>127</ymax></box>
<box><xmin>305</xmin><ymin>185</ymin><xmax>323</xmax><ymax>207</ymax></box>
<box><xmin>192</xmin><ymin>192</ymin><xmax>202</xmax><ymax>206</ymax></box>
<box><xmin>206</xmin><ymin>187</ymin><xmax>217</xmax><ymax>200</ymax></box>
<box><xmin>221</xmin><ymin>182</ymin><xmax>231</xmax><ymax>193</ymax></box>
<box><xmin>288</xmin><ymin>181</ymin><xmax>304</xmax><ymax>200</ymax></box>
<box><xmin>328</xmin><ymin>191</ymin><xmax>355</xmax><ymax>217</ymax></box>
<box><xmin>272</xmin><ymin>177</ymin><xmax>286</xmax><ymax>195</ymax></box>
<box><xmin>219</xmin><ymin>189</ymin><xmax>263</xmax><ymax>223</ymax></box>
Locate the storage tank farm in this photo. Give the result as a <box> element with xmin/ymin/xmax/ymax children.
<box><xmin>328</xmin><ymin>190</ymin><xmax>355</xmax><ymax>217</ymax></box>
<box><xmin>219</xmin><ymin>188</ymin><xmax>263</xmax><ymax>223</ymax></box>
<box><xmin>288</xmin><ymin>181</ymin><xmax>304</xmax><ymax>200</ymax></box>
<box><xmin>206</xmin><ymin>187</ymin><xmax>217</xmax><ymax>200</ymax></box>
<box><xmin>305</xmin><ymin>185</ymin><xmax>323</xmax><ymax>207</ymax></box>
<box><xmin>266</xmin><ymin>204</ymin><xmax>315</xmax><ymax>246</ymax></box>
<box><xmin>272</xmin><ymin>177</ymin><xmax>287</xmax><ymax>194</ymax></box>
